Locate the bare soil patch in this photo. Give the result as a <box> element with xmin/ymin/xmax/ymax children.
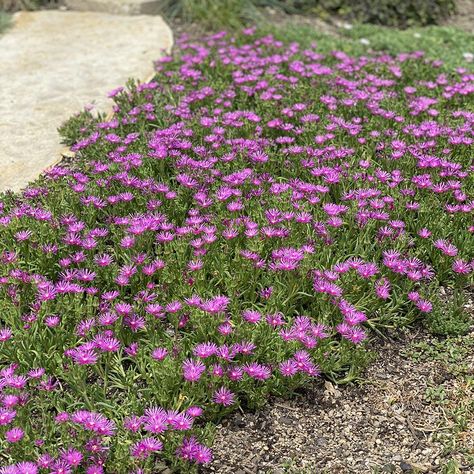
<box><xmin>203</xmin><ymin>324</ymin><xmax>474</xmax><ymax>473</ymax></box>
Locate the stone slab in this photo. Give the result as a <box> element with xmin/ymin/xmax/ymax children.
<box><xmin>65</xmin><ymin>0</ymin><xmax>165</xmax><ymax>15</ymax></box>
<box><xmin>0</xmin><ymin>10</ymin><xmax>173</xmax><ymax>192</ymax></box>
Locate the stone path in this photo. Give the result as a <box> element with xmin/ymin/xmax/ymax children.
<box><xmin>445</xmin><ymin>0</ymin><xmax>474</xmax><ymax>34</ymax></box>
<box><xmin>0</xmin><ymin>10</ymin><xmax>172</xmax><ymax>192</ymax></box>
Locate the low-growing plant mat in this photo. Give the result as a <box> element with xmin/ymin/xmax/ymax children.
<box><xmin>261</xmin><ymin>18</ymin><xmax>474</xmax><ymax>71</ymax></box>
<box><xmin>0</xmin><ymin>25</ymin><xmax>473</xmax><ymax>473</ymax></box>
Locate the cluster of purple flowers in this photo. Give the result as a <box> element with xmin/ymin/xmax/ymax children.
<box><xmin>0</xmin><ymin>29</ymin><xmax>473</xmax><ymax>471</ymax></box>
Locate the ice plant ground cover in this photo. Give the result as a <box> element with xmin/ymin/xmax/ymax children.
<box><xmin>0</xmin><ymin>27</ymin><xmax>473</xmax><ymax>473</ymax></box>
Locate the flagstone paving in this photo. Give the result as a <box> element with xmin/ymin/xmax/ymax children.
<box><xmin>0</xmin><ymin>10</ymin><xmax>172</xmax><ymax>192</ymax></box>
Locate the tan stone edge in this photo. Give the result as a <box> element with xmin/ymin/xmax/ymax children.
<box><xmin>46</xmin><ymin>39</ymin><xmax>173</xmax><ymax>175</ymax></box>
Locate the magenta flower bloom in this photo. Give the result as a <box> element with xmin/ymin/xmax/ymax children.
<box><xmin>348</xmin><ymin>327</ymin><xmax>367</xmax><ymax>344</ymax></box>
<box><xmin>408</xmin><ymin>291</ymin><xmax>420</xmax><ymax>302</ymax></box>
<box><xmin>44</xmin><ymin>315</ymin><xmax>61</xmax><ymax>328</ymax></box>
<box><xmin>60</xmin><ymin>448</ymin><xmax>83</xmax><ymax>467</ymax></box>
<box><xmin>15</xmin><ymin>230</ymin><xmax>32</xmax><ymax>241</ymax></box>
<box><xmin>71</xmin><ymin>411</ymin><xmax>116</xmax><ymax>436</ymax></box>
<box><xmin>357</xmin><ymin>263</ymin><xmax>379</xmax><ymax>278</ymax></box>
<box><xmin>416</xmin><ymin>299</ymin><xmax>433</xmax><ymax>313</ymax></box>
<box><xmin>242</xmin><ymin>309</ymin><xmax>261</xmax><ymax>324</ymax></box>
<box><xmin>142</xmin><ymin>407</ymin><xmax>167</xmax><ymax>434</ymax></box>
<box><xmin>124</xmin><ymin>342</ymin><xmax>139</xmax><ymax>357</ymax></box>
<box><xmin>0</xmin><ymin>409</ymin><xmax>16</xmax><ymax>426</ymax></box>
<box><xmin>49</xmin><ymin>459</ymin><xmax>72</xmax><ymax>474</ymax></box>
<box><xmin>193</xmin><ymin>444</ymin><xmax>213</xmax><ymax>464</ymax></box>
<box><xmin>5</xmin><ymin>427</ymin><xmax>24</xmax><ymax>443</ymax></box>
<box><xmin>15</xmin><ymin>462</ymin><xmax>38</xmax><ymax>474</ymax></box>
<box><xmin>169</xmin><ymin>413</ymin><xmax>194</xmax><ymax>430</ymax></box>
<box><xmin>418</xmin><ymin>228</ymin><xmax>431</xmax><ymax>238</ymax></box>
<box><xmin>266</xmin><ymin>312</ymin><xmax>285</xmax><ymax>327</ymax></box>
<box><xmin>177</xmin><ymin>436</ymin><xmax>213</xmax><ymax>464</ymax></box>
<box><xmin>70</xmin><ymin>348</ymin><xmax>97</xmax><ymax>365</ymax></box>
<box><xmin>212</xmin><ymin>387</ymin><xmax>235</xmax><ymax>406</ymax></box>
<box><xmin>243</xmin><ymin>362</ymin><xmax>272</xmax><ymax>380</ymax></box>
<box><xmin>227</xmin><ymin>366</ymin><xmax>243</xmax><ymax>381</ymax></box>
<box><xmin>37</xmin><ymin>454</ymin><xmax>53</xmax><ymax>469</ymax></box>
<box><xmin>186</xmin><ymin>406</ymin><xmax>203</xmax><ymax>418</ymax></box>
<box><xmin>86</xmin><ymin>466</ymin><xmax>104</xmax><ymax>474</ymax></box>
<box><xmin>0</xmin><ymin>328</ymin><xmax>12</xmax><ymax>342</ymax></box>
<box><xmin>434</xmin><ymin>239</ymin><xmax>458</xmax><ymax>257</ymax></box>
<box><xmin>375</xmin><ymin>278</ymin><xmax>391</xmax><ymax>300</ymax></box>
<box><xmin>55</xmin><ymin>412</ymin><xmax>70</xmax><ymax>423</ymax></box>
<box><xmin>165</xmin><ymin>300</ymin><xmax>182</xmax><ymax>313</ymax></box>
<box><xmin>452</xmin><ymin>259</ymin><xmax>472</xmax><ymax>274</ymax></box>
<box><xmin>3</xmin><ymin>394</ymin><xmax>20</xmax><ymax>408</ymax></box>
<box><xmin>201</xmin><ymin>295</ymin><xmax>230</xmax><ymax>314</ymax></box>
<box><xmin>193</xmin><ymin>342</ymin><xmax>217</xmax><ymax>358</ymax></box>
<box><xmin>131</xmin><ymin>437</ymin><xmax>163</xmax><ymax>459</ymax></box>
<box><xmin>260</xmin><ymin>286</ymin><xmax>273</xmax><ymax>299</ymax></box>
<box><xmin>94</xmin><ymin>335</ymin><xmax>120</xmax><ymax>352</ymax></box>
<box><xmin>206</xmin><ymin>361</ymin><xmax>221</xmax><ymax>377</ymax></box>
<box><xmin>151</xmin><ymin>347</ymin><xmax>168</xmax><ymax>361</ymax></box>
<box><xmin>182</xmin><ymin>358</ymin><xmax>206</xmax><ymax>382</ymax></box>
<box><xmin>279</xmin><ymin>360</ymin><xmax>299</xmax><ymax>377</ymax></box>
<box><xmin>124</xmin><ymin>415</ymin><xmax>143</xmax><ymax>433</ymax></box>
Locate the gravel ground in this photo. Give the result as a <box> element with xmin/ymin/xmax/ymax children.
<box><xmin>202</xmin><ymin>323</ymin><xmax>474</xmax><ymax>474</ymax></box>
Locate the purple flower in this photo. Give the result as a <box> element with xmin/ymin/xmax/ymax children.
<box><xmin>193</xmin><ymin>342</ymin><xmax>218</xmax><ymax>358</ymax></box>
<box><xmin>124</xmin><ymin>415</ymin><xmax>143</xmax><ymax>433</ymax></box>
<box><xmin>347</xmin><ymin>327</ymin><xmax>367</xmax><ymax>344</ymax></box>
<box><xmin>131</xmin><ymin>437</ymin><xmax>163</xmax><ymax>458</ymax></box>
<box><xmin>37</xmin><ymin>454</ymin><xmax>53</xmax><ymax>469</ymax></box>
<box><xmin>169</xmin><ymin>413</ymin><xmax>193</xmax><ymax>430</ymax></box>
<box><xmin>452</xmin><ymin>259</ymin><xmax>471</xmax><ymax>274</ymax></box>
<box><xmin>71</xmin><ymin>411</ymin><xmax>116</xmax><ymax>436</ymax></box>
<box><xmin>434</xmin><ymin>239</ymin><xmax>458</xmax><ymax>257</ymax></box>
<box><xmin>279</xmin><ymin>360</ymin><xmax>299</xmax><ymax>377</ymax></box>
<box><xmin>60</xmin><ymin>448</ymin><xmax>83</xmax><ymax>467</ymax></box>
<box><xmin>50</xmin><ymin>460</ymin><xmax>73</xmax><ymax>474</ymax></box>
<box><xmin>143</xmin><ymin>407</ymin><xmax>167</xmax><ymax>434</ymax></box>
<box><xmin>86</xmin><ymin>466</ymin><xmax>104</xmax><ymax>474</ymax></box>
<box><xmin>5</xmin><ymin>427</ymin><xmax>24</xmax><ymax>443</ymax></box>
<box><xmin>227</xmin><ymin>366</ymin><xmax>243</xmax><ymax>381</ymax></box>
<box><xmin>212</xmin><ymin>387</ymin><xmax>235</xmax><ymax>406</ymax></box>
<box><xmin>242</xmin><ymin>363</ymin><xmax>271</xmax><ymax>380</ymax></box>
<box><xmin>151</xmin><ymin>347</ymin><xmax>168</xmax><ymax>361</ymax></box>
<box><xmin>0</xmin><ymin>328</ymin><xmax>12</xmax><ymax>342</ymax></box>
<box><xmin>266</xmin><ymin>312</ymin><xmax>285</xmax><ymax>327</ymax></box>
<box><xmin>201</xmin><ymin>295</ymin><xmax>230</xmax><ymax>314</ymax></box>
<box><xmin>242</xmin><ymin>309</ymin><xmax>261</xmax><ymax>324</ymax></box>
<box><xmin>193</xmin><ymin>444</ymin><xmax>213</xmax><ymax>464</ymax></box>
<box><xmin>70</xmin><ymin>348</ymin><xmax>97</xmax><ymax>365</ymax></box>
<box><xmin>416</xmin><ymin>299</ymin><xmax>433</xmax><ymax>313</ymax></box>
<box><xmin>182</xmin><ymin>358</ymin><xmax>206</xmax><ymax>382</ymax></box>
<box><xmin>177</xmin><ymin>436</ymin><xmax>213</xmax><ymax>464</ymax></box>
<box><xmin>94</xmin><ymin>335</ymin><xmax>120</xmax><ymax>352</ymax></box>
<box><xmin>15</xmin><ymin>462</ymin><xmax>38</xmax><ymax>474</ymax></box>
<box><xmin>375</xmin><ymin>278</ymin><xmax>391</xmax><ymax>300</ymax></box>
<box><xmin>186</xmin><ymin>406</ymin><xmax>203</xmax><ymax>418</ymax></box>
